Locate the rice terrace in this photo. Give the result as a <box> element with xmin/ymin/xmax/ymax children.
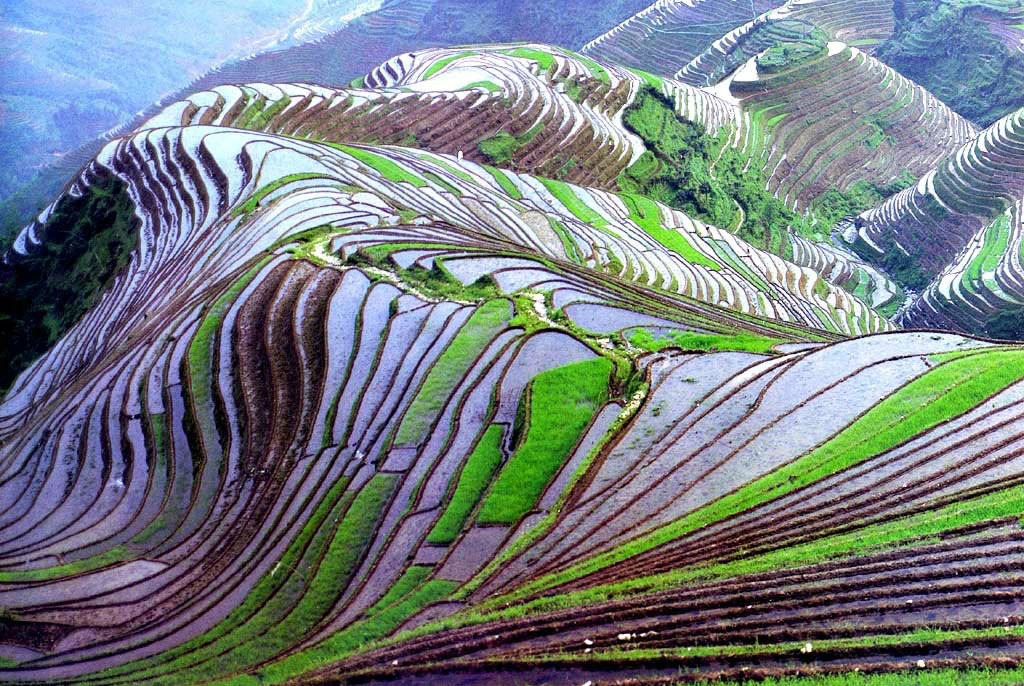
<box><xmin>3</xmin><ymin>1</ymin><xmax>1024</xmax><ymax>684</ymax></box>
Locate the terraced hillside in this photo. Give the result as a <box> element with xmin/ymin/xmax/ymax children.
<box><xmin>729</xmin><ymin>40</ymin><xmax>976</xmax><ymax>213</ymax></box>
<box><xmin>876</xmin><ymin>0</ymin><xmax>1024</xmax><ymax>126</ymax></box>
<box><xmin>576</xmin><ymin>0</ymin><xmax>1024</xmax><ymax>329</ymax></box>
<box><xmin>902</xmin><ymin>201</ymin><xmax>1024</xmax><ymax>337</ymax></box>
<box><xmin>0</xmin><ymin>116</ymin><xmax>863</xmax><ymax>679</ymax></box>
<box><xmin>587</xmin><ymin>0</ymin><xmax>1024</xmax><ymax>125</ymax></box>
<box><xmin>583</xmin><ymin>3</ymin><xmax>977</xmax><ymax>248</ymax></box>
<box><xmin>4</xmin><ymin>8</ymin><xmax>1024</xmax><ymax>686</ymax></box>
<box><xmin>852</xmin><ymin>107</ymin><xmax>1024</xmax><ymax>328</ymax></box>
<box><xmin>144</xmin><ymin>45</ymin><xmax>735</xmax><ymax>190</ymax></box>
<box><xmin>144</xmin><ymin>45</ymin><xmax>911</xmax><ymax>312</ymax></box>
<box><xmin>2</xmin><ymin>111</ymin><xmax>1023</xmax><ymax>686</ymax></box>
<box><xmin>583</xmin><ymin>0</ymin><xmax>787</xmax><ymax>76</ymax></box>
<box><xmin>583</xmin><ymin>0</ymin><xmax>890</xmax><ymax>78</ymax></box>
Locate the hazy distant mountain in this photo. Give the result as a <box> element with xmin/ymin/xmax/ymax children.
<box><xmin>0</xmin><ymin>1</ymin><xmax>390</xmax><ymax>205</ymax></box>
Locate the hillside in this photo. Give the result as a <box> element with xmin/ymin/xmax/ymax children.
<box><xmin>730</xmin><ymin>41</ymin><xmax>975</xmax><ymax>213</ymax></box>
<box><xmin>583</xmin><ymin>0</ymin><xmax>889</xmax><ymax>79</ymax></box>
<box><xmin>855</xmin><ymin>106</ymin><xmax>1024</xmax><ymax>333</ymax></box>
<box><xmin>144</xmin><ymin>45</ymin><xmax>909</xmax><ymax>315</ymax></box>
<box><xmin>3</xmin><ymin>4</ymin><xmax>1024</xmax><ymax>686</ymax></box>
<box><xmin>876</xmin><ymin>0</ymin><xmax>1024</xmax><ymax>126</ymax></box>
<box><xmin>141</xmin><ymin>45</ymin><xmax>732</xmax><ymax>190</ymax></box>
<box><xmin>585</xmin><ymin>0</ymin><xmax>1024</xmax><ymax>127</ymax></box>
<box><xmin>590</xmin><ymin>0</ymin><xmax>1024</xmax><ymax>332</ymax></box>
<box><xmin>0</xmin><ymin>0</ymin><xmax>651</xmax><ymax>255</ymax></box>
<box><xmin>585</xmin><ymin>1</ymin><xmax>976</xmax><ymax>218</ymax></box>
<box><xmin>1</xmin><ymin>111</ymin><xmax>1021</xmax><ymax>686</ymax></box>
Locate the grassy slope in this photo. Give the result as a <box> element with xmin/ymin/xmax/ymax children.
<box><xmin>395</xmin><ymin>299</ymin><xmax>512</xmax><ymax>446</ymax></box>
<box><xmin>476</xmin><ymin>346</ymin><xmax>1024</xmax><ymax>601</ymax></box>
<box><xmin>478</xmin><ymin>357</ymin><xmax>613</xmax><ymax>525</ymax></box>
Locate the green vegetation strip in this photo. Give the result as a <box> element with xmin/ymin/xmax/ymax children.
<box><xmin>243</xmin><ymin>576</ymin><xmax>458</xmax><ymax>685</ymax></box>
<box><xmin>477</xmin><ymin>357</ymin><xmax>612</xmax><ymax>525</ymax></box>
<box><xmin>628</xmin><ymin>68</ymin><xmax>664</xmax><ymax>90</ymax></box>
<box><xmin>503</xmin><ymin>47</ymin><xmax>557</xmax><ymax>71</ymax></box>
<box><xmin>532</xmin><ymin>624</ymin><xmax>1024</xmax><ymax>663</ymax></box>
<box><xmin>422</xmin><ymin>50</ymin><xmax>477</xmax><ymax>79</ymax></box>
<box><xmin>90</xmin><ymin>471</ymin><xmax>357</xmax><ymax>682</ymax></box>
<box><xmin>459</xmin><ymin>477</ymin><xmax>1024</xmax><ymax>624</ymax></box>
<box><xmin>965</xmin><ymin>214</ymin><xmax>1011</xmax><ymax>293</ymax></box>
<box><xmin>130</xmin><ymin>413</ymin><xmax>181</xmax><ymax>546</ymax></box>
<box><xmin>501</xmin><ymin>347</ymin><xmax>1024</xmax><ymax>598</ymax></box>
<box><xmin>477</xmin><ymin>122</ymin><xmax>544</xmax><ymax>165</ymax></box>
<box><xmin>332</xmin><ymin>145</ymin><xmax>428</xmax><ymax>187</ymax></box>
<box><xmin>629</xmin><ymin>328</ymin><xmax>781</xmax><ymax>354</ymax></box>
<box><xmin>232</xmin><ymin>173</ymin><xmax>332</xmax><ymax>216</ymax></box>
<box><xmin>428</xmin><ymin>424</ymin><xmax>505</xmax><ymax>544</ymax></box>
<box><xmin>700</xmin><ymin>665</ymin><xmax>1024</xmax><ymax>686</ymax></box>
<box><xmin>188</xmin><ymin>257</ymin><xmax>274</xmax><ymax>457</ymax></box>
<box><xmin>539</xmin><ymin>178</ymin><xmax>613</xmax><ymax>234</ymax></box>
<box><xmin>619</xmin><ymin>193</ymin><xmax>720</xmax><ymax>270</ymax></box>
<box><xmin>482</xmin><ymin>165</ymin><xmax>523</xmax><ymax>199</ymax></box>
<box><xmin>395</xmin><ymin>299</ymin><xmax>512</xmax><ymax>446</ymax></box>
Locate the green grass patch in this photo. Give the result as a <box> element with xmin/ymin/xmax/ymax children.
<box><xmin>466</xmin><ymin>80</ymin><xmax>502</xmax><ymax>93</ymax></box>
<box><xmin>503</xmin><ymin>47</ymin><xmax>557</xmax><ymax>71</ymax></box>
<box><xmin>809</xmin><ymin>172</ymin><xmax>916</xmax><ymax>232</ymax></box>
<box><xmin>499</xmin><ymin>475</ymin><xmax>1024</xmax><ymax>619</ymax></box>
<box><xmin>176</xmin><ymin>473</ymin><xmax>396</xmax><ymax>683</ymax></box>
<box><xmin>365</xmin><ymin>565</ymin><xmax>434</xmax><ymax>616</ymax></box>
<box><xmin>247</xmin><ymin>577</ymin><xmax>458</xmax><ymax>685</ymax></box>
<box><xmin>477</xmin><ymin>357</ymin><xmax>612</xmax><ymax>525</ymax></box>
<box><xmin>0</xmin><ymin>545</ymin><xmax>133</xmax><ymax>583</ymax></box>
<box><xmin>628</xmin><ymin>68</ymin><xmax>664</xmax><ymax>90</ymax></box>
<box><xmin>548</xmin><ymin>218</ymin><xmax>583</xmax><ymax>264</ymax></box>
<box><xmin>574</xmin><ymin>54</ymin><xmax>611</xmax><ymax>85</ymax></box>
<box><xmin>428</xmin><ymin>424</ymin><xmax>505</xmax><ymax>544</ymax></box>
<box><xmin>395</xmin><ymin>299</ymin><xmax>512</xmax><ymax>446</ymax></box>
<box><xmin>506</xmin><ymin>347</ymin><xmax>1024</xmax><ymax>597</ymax></box>
<box><xmin>477</xmin><ymin>122</ymin><xmax>545</xmax><ymax>165</ymax></box>
<box><xmin>965</xmin><ymin>213</ymin><xmax>1011</xmax><ymax>293</ymax></box>
<box><xmin>422</xmin><ymin>51</ymin><xmax>477</xmax><ymax>79</ymax></box>
<box><xmin>620</xmin><ymin>193</ymin><xmax>720</xmax><ymax>270</ymax></box>
<box><xmin>478</xmin><ymin>132</ymin><xmax>520</xmax><ymax>165</ymax></box>
<box><xmin>332</xmin><ymin>145</ymin><xmax>428</xmax><ymax>187</ymax></box>
<box><xmin>188</xmin><ymin>258</ymin><xmax>272</xmax><ymax>453</ymax></box>
<box><xmin>232</xmin><ymin>173</ymin><xmax>330</xmax><ymax>217</ymax></box>
<box><xmin>534</xmin><ymin>623</ymin><xmax>1024</xmax><ymax>664</ymax></box>
<box><xmin>628</xmin><ymin>328</ymin><xmax>780</xmax><ymax>354</ymax></box>
<box><xmin>130</xmin><ymin>414</ymin><xmax>178</xmax><ymax>546</ymax></box>
<box><xmin>539</xmin><ymin>178</ymin><xmax>613</xmax><ymax>234</ymax></box>
<box><xmin>248</xmin><ymin>95</ymin><xmax>291</xmax><ymax>130</ymax></box>
<box><xmin>482</xmin><ymin>165</ymin><xmax>523</xmax><ymax>199</ymax></box>
<box><xmin>757</xmin><ymin>34</ymin><xmax>828</xmax><ymax>73</ymax></box>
